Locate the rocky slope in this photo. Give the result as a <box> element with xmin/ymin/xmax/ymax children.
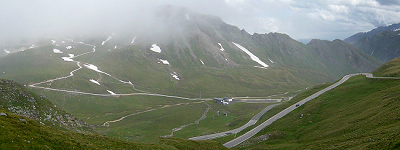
<box><xmin>0</xmin><ymin>79</ymin><xmax>91</xmax><ymax>133</ymax></box>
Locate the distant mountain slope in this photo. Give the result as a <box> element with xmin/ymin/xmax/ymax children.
<box><xmin>0</xmin><ymin>6</ymin><xmax>383</xmax><ymax>98</ymax></box>
<box><xmin>344</xmin><ymin>22</ymin><xmax>400</xmax><ymax>44</ymax></box>
<box><xmin>239</xmin><ymin>60</ymin><xmax>400</xmax><ymax>149</ymax></box>
<box><xmin>353</xmin><ymin>30</ymin><xmax>400</xmax><ymax>62</ymax></box>
<box><xmin>307</xmin><ymin>39</ymin><xmax>382</xmax><ymax>74</ymax></box>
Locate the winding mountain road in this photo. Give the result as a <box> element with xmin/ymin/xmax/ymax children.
<box><xmin>189</xmin><ymin>103</ymin><xmax>280</xmax><ymax>140</ymax></box>
<box><xmin>222</xmin><ymin>73</ymin><xmax>398</xmax><ymax>148</ymax></box>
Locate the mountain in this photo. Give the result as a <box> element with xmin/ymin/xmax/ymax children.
<box><xmin>353</xmin><ymin>30</ymin><xmax>400</xmax><ymax>62</ymax></box>
<box><xmin>306</xmin><ymin>39</ymin><xmax>382</xmax><ymax>74</ymax></box>
<box><xmin>343</xmin><ymin>22</ymin><xmax>400</xmax><ymax>44</ymax></box>
<box><xmin>235</xmin><ymin>57</ymin><xmax>400</xmax><ymax>149</ymax></box>
<box><xmin>0</xmin><ymin>5</ymin><xmax>383</xmax><ymax>143</ymax></box>
<box><xmin>343</xmin><ymin>22</ymin><xmax>400</xmax><ymax>62</ymax></box>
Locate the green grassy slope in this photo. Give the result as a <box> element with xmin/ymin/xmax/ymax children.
<box><xmin>0</xmin><ymin>107</ymin><xmax>228</xmax><ymax>149</ymax></box>
<box><xmin>0</xmin><ymin>78</ymin><xmax>228</xmax><ymax>149</ymax></box>
<box><xmin>237</xmin><ymin>65</ymin><xmax>400</xmax><ymax>149</ymax></box>
<box><xmin>372</xmin><ymin>56</ymin><xmax>400</xmax><ymax>77</ymax></box>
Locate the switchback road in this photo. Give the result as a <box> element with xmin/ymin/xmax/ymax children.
<box><xmin>189</xmin><ymin>103</ymin><xmax>280</xmax><ymax>140</ymax></box>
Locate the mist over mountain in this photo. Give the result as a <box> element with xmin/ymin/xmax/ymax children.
<box><xmin>0</xmin><ymin>5</ymin><xmax>382</xmax><ymax>98</ymax></box>
<box><xmin>0</xmin><ymin>4</ymin><xmax>395</xmax><ymax>149</ymax></box>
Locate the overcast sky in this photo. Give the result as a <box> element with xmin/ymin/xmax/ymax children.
<box><xmin>1</xmin><ymin>0</ymin><xmax>400</xmax><ymax>44</ymax></box>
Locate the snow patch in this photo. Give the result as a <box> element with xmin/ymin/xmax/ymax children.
<box><xmin>89</xmin><ymin>79</ymin><xmax>100</xmax><ymax>85</ymax></box>
<box><xmin>371</xmin><ymin>51</ymin><xmax>374</xmax><ymax>55</ymax></box>
<box><xmin>150</xmin><ymin>44</ymin><xmax>161</xmax><ymax>53</ymax></box>
<box><xmin>185</xmin><ymin>14</ymin><xmax>190</xmax><ymax>20</ymax></box>
<box><xmin>102</xmin><ymin>36</ymin><xmax>112</xmax><ymax>45</ymax></box>
<box><xmin>114</xmin><ymin>45</ymin><xmax>117</xmax><ymax>49</ymax></box>
<box><xmin>51</xmin><ymin>40</ymin><xmax>56</xmax><ymax>44</ymax></box>
<box><xmin>61</xmin><ymin>57</ymin><xmax>73</xmax><ymax>62</ymax></box>
<box><xmin>107</xmin><ymin>90</ymin><xmax>116</xmax><ymax>95</ymax></box>
<box><xmin>269</xmin><ymin>58</ymin><xmax>274</xmax><ymax>63</ymax></box>
<box><xmin>29</xmin><ymin>45</ymin><xmax>35</xmax><ymax>49</ymax></box>
<box><xmin>61</xmin><ymin>53</ymin><xmax>74</xmax><ymax>62</ymax></box>
<box><xmin>200</xmin><ymin>59</ymin><xmax>205</xmax><ymax>65</ymax></box>
<box><xmin>254</xmin><ymin>66</ymin><xmax>268</xmax><ymax>69</ymax></box>
<box><xmin>131</xmin><ymin>37</ymin><xmax>136</xmax><ymax>44</ymax></box>
<box><xmin>232</xmin><ymin>42</ymin><xmax>269</xmax><ymax>68</ymax></box>
<box><xmin>393</xmin><ymin>28</ymin><xmax>400</xmax><ymax>31</ymax></box>
<box><xmin>218</xmin><ymin>43</ymin><xmax>225</xmax><ymax>51</ymax></box>
<box><xmin>66</xmin><ymin>46</ymin><xmax>73</xmax><ymax>49</ymax></box>
<box><xmin>158</xmin><ymin>59</ymin><xmax>170</xmax><ymax>65</ymax></box>
<box><xmin>225</xmin><ymin>58</ymin><xmax>228</xmax><ymax>62</ymax></box>
<box><xmin>62</xmin><ymin>41</ymin><xmax>65</xmax><ymax>43</ymax></box>
<box><xmin>84</xmin><ymin>64</ymin><xmax>103</xmax><ymax>73</ymax></box>
<box><xmin>4</xmin><ymin>49</ymin><xmax>10</xmax><ymax>54</ymax></box>
<box><xmin>53</xmin><ymin>49</ymin><xmax>63</xmax><ymax>53</ymax></box>
<box><xmin>170</xmin><ymin>72</ymin><xmax>180</xmax><ymax>80</ymax></box>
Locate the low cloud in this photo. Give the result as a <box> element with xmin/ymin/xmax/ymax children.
<box><xmin>1</xmin><ymin>0</ymin><xmax>399</xmax><ymax>45</ymax></box>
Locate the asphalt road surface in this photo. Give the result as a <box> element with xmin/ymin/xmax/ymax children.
<box><xmin>189</xmin><ymin>103</ymin><xmax>280</xmax><ymax>140</ymax></box>
<box><xmin>223</xmin><ymin>73</ymin><xmax>377</xmax><ymax>148</ymax></box>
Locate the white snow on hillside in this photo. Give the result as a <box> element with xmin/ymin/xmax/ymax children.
<box><xmin>51</xmin><ymin>40</ymin><xmax>56</xmax><ymax>44</ymax></box>
<box><xmin>29</xmin><ymin>45</ymin><xmax>35</xmax><ymax>49</ymax></box>
<box><xmin>62</xmin><ymin>41</ymin><xmax>65</xmax><ymax>43</ymax></box>
<box><xmin>61</xmin><ymin>53</ymin><xmax>74</xmax><ymax>62</ymax></box>
<box><xmin>53</xmin><ymin>49</ymin><xmax>63</xmax><ymax>53</ymax></box>
<box><xmin>185</xmin><ymin>14</ymin><xmax>190</xmax><ymax>20</ymax></box>
<box><xmin>84</xmin><ymin>64</ymin><xmax>103</xmax><ymax>73</ymax></box>
<box><xmin>232</xmin><ymin>42</ymin><xmax>269</xmax><ymax>68</ymax></box>
<box><xmin>61</xmin><ymin>57</ymin><xmax>73</xmax><ymax>62</ymax></box>
<box><xmin>107</xmin><ymin>90</ymin><xmax>116</xmax><ymax>95</ymax></box>
<box><xmin>254</xmin><ymin>66</ymin><xmax>268</xmax><ymax>69</ymax></box>
<box><xmin>66</xmin><ymin>46</ymin><xmax>73</xmax><ymax>49</ymax></box>
<box><xmin>4</xmin><ymin>49</ymin><xmax>10</xmax><ymax>54</ymax></box>
<box><xmin>218</xmin><ymin>43</ymin><xmax>225</xmax><ymax>51</ymax></box>
<box><xmin>102</xmin><ymin>36</ymin><xmax>112</xmax><ymax>45</ymax></box>
<box><xmin>158</xmin><ymin>59</ymin><xmax>170</xmax><ymax>65</ymax></box>
<box><xmin>371</xmin><ymin>51</ymin><xmax>374</xmax><ymax>55</ymax></box>
<box><xmin>200</xmin><ymin>59</ymin><xmax>205</xmax><ymax>65</ymax></box>
<box><xmin>170</xmin><ymin>72</ymin><xmax>180</xmax><ymax>80</ymax></box>
<box><xmin>114</xmin><ymin>45</ymin><xmax>117</xmax><ymax>49</ymax></box>
<box><xmin>131</xmin><ymin>37</ymin><xmax>136</xmax><ymax>44</ymax></box>
<box><xmin>269</xmin><ymin>58</ymin><xmax>274</xmax><ymax>63</ymax></box>
<box><xmin>89</xmin><ymin>79</ymin><xmax>100</xmax><ymax>85</ymax></box>
<box><xmin>150</xmin><ymin>44</ymin><xmax>162</xmax><ymax>53</ymax></box>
